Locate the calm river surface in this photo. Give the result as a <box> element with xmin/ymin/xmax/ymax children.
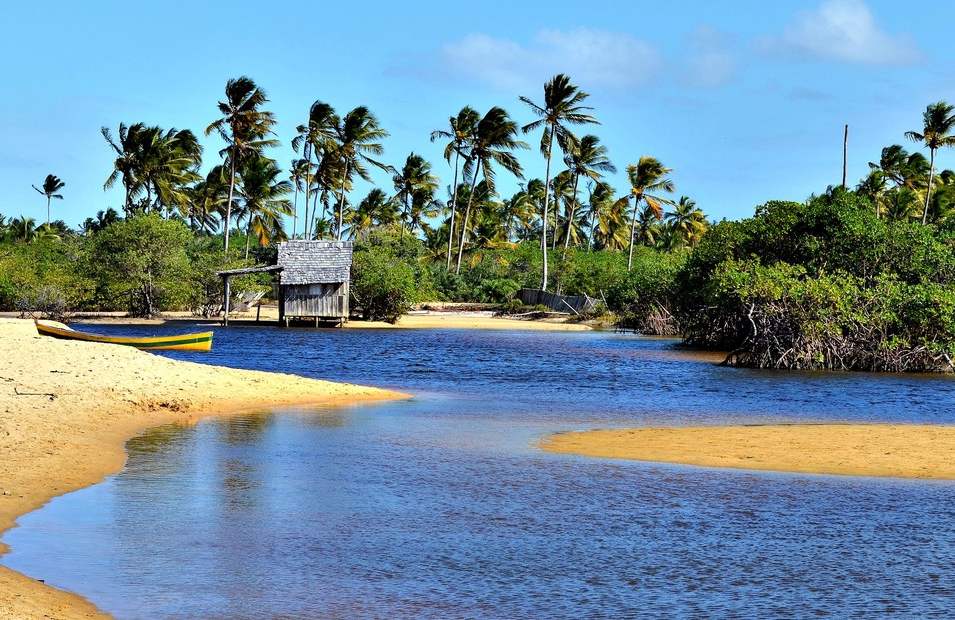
<box><xmin>5</xmin><ymin>324</ymin><xmax>955</xmax><ymax>618</ymax></box>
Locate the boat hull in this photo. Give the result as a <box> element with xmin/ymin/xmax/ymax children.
<box><xmin>35</xmin><ymin>321</ymin><xmax>213</xmax><ymax>352</ymax></box>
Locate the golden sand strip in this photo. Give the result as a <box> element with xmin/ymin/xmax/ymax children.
<box><xmin>542</xmin><ymin>424</ymin><xmax>955</xmax><ymax>480</ymax></box>
<box><xmin>0</xmin><ymin>318</ymin><xmax>408</xmax><ymax>619</ymax></box>
<box><xmin>44</xmin><ymin>308</ymin><xmax>593</xmax><ymax>331</ymax></box>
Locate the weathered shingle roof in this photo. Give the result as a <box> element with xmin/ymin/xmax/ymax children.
<box><xmin>277</xmin><ymin>240</ymin><xmax>353</xmax><ymax>285</ymax></box>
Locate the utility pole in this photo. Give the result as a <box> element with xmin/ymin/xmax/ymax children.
<box><xmin>842</xmin><ymin>124</ymin><xmax>848</xmax><ymax>189</ymax></box>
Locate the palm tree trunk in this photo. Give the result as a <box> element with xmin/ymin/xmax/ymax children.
<box><xmin>46</xmin><ymin>196</ymin><xmax>51</xmax><ymax>227</ymax></box>
<box><xmin>337</xmin><ymin>161</ymin><xmax>350</xmax><ymax>241</ymax></box>
<box><xmin>627</xmin><ymin>196</ymin><xmax>639</xmax><ymax>271</ymax></box>
<box><xmin>541</xmin><ymin>129</ymin><xmax>554</xmax><ymax>291</ymax></box>
<box><xmin>303</xmin><ymin>148</ymin><xmax>313</xmax><ymax>239</ymax></box>
<box><xmin>245</xmin><ymin>218</ymin><xmax>252</xmax><ymax>260</ymax></box>
<box><xmin>455</xmin><ymin>160</ymin><xmax>482</xmax><ymax>275</ymax></box>
<box><xmin>291</xmin><ymin>181</ymin><xmax>299</xmax><ymax>239</ymax></box>
<box><xmin>923</xmin><ymin>148</ymin><xmax>936</xmax><ymax>225</ymax></box>
<box><xmin>445</xmin><ymin>150</ymin><xmax>461</xmax><ymax>271</ymax></box>
<box><xmin>563</xmin><ymin>173</ymin><xmax>580</xmax><ymax>250</ymax></box>
<box><xmin>309</xmin><ymin>187</ymin><xmax>320</xmax><ymax>239</ymax></box>
<box><xmin>319</xmin><ymin>190</ymin><xmax>328</xmax><ymax>239</ymax></box>
<box><xmin>224</xmin><ymin>153</ymin><xmax>237</xmax><ymax>253</ymax></box>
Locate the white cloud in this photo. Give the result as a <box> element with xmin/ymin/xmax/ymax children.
<box><xmin>440</xmin><ymin>29</ymin><xmax>662</xmax><ymax>91</ymax></box>
<box><xmin>767</xmin><ymin>0</ymin><xmax>919</xmax><ymax>65</ymax></box>
<box><xmin>684</xmin><ymin>27</ymin><xmax>736</xmax><ymax>88</ymax></box>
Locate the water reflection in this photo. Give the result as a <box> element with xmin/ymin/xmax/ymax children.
<box><xmin>3</xmin><ymin>327</ymin><xmax>955</xmax><ymax>618</ymax></box>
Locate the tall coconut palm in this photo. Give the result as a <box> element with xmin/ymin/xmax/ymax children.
<box><xmin>455</xmin><ymin>107</ymin><xmax>527</xmax><ymax>274</ymax></box>
<box><xmin>905</xmin><ymin>101</ymin><xmax>955</xmax><ymax>224</ymax></box>
<box><xmin>622</xmin><ymin>157</ymin><xmax>675</xmax><ymax>270</ymax></box>
<box><xmin>431</xmin><ymin>107</ymin><xmax>480</xmax><ymax>270</ymax></box>
<box><xmin>140</xmin><ymin>128</ymin><xmax>202</xmax><ymax>215</ymax></box>
<box><xmin>856</xmin><ymin>169</ymin><xmax>888</xmax><ymax>218</ymax></box>
<box><xmin>102</xmin><ymin>123</ymin><xmax>146</xmax><ymax>213</ymax></box>
<box><xmin>520</xmin><ymin>74</ymin><xmax>598</xmax><ymax>289</ymax></box>
<box><xmin>32</xmin><ymin>175</ymin><xmax>64</xmax><ymax>226</ymax></box>
<box><xmin>333</xmin><ymin>106</ymin><xmax>391</xmax><ymax>240</ymax></box>
<box><xmin>583</xmin><ymin>181</ymin><xmax>615</xmax><ymax>249</ymax></box>
<box><xmin>393</xmin><ymin>153</ymin><xmax>439</xmax><ymax>239</ymax></box>
<box><xmin>883</xmin><ymin>187</ymin><xmax>922</xmax><ymax>222</ymax></box>
<box><xmin>665</xmin><ymin>196</ymin><xmax>707</xmax><ymax>246</ymax></box>
<box><xmin>238</xmin><ymin>155</ymin><xmax>292</xmax><ymax>258</ymax></box>
<box><xmin>562</xmin><ymin>135</ymin><xmax>615</xmax><ymax>249</ymax></box>
<box><xmin>633</xmin><ymin>204</ymin><xmax>661</xmax><ymax>248</ymax></box>
<box><xmin>288</xmin><ymin>159</ymin><xmax>308</xmax><ymax>238</ymax></box>
<box><xmin>188</xmin><ymin>166</ymin><xmax>228</xmax><ymax>233</ymax></box>
<box><xmin>501</xmin><ymin>188</ymin><xmax>535</xmax><ymax>242</ymax></box>
<box><xmin>349</xmin><ymin>188</ymin><xmax>397</xmax><ymax>238</ymax></box>
<box><xmin>293</xmin><ymin>101</ymin><xmax>339</xmax><ymax>240</ymax></box>
<box><xmin>205</xmin><ymin>76</ymin><xmax>278</xmax><ymax>252</ymax></box>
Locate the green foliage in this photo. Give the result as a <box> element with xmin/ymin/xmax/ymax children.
<box><xmin>0</xmin><ymin>237</ymin><xmax>93</xmax><ymax>316</ymax></box>
<box><xmin>89</xmin><ymin>214</ymin><xmax>195</xmax><ymax>316</ymax></box>
<box><xmin>351</xmin><ymin>228</ymin><xmax>433</xmax><ymax>322</ymax></box>
<box><xmin>677</xmin><ymin>192</ymin><xmax>955</xmax><ymax>370</ymax></box>
<box><xmin>606</xmin><ymin>248</ymin><xmax>687</xmax><ymax>333</ymax></box>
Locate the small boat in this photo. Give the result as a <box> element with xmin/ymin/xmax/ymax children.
<box><xmin>35</xmin><ymin>320</ymin><xmax>213</xmax><ymax>352</ymax></box>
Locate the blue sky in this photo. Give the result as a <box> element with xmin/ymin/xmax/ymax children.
<box><xmin>3</xmin><ymin>0</ymin><xmax>954</xmax><ymax>227</ymax></box>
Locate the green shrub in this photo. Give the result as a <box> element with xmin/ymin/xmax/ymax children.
<box><xmin>88</xmin><ymin>214</ymin><xmax>195</xmax><ymax>316</ymax></box>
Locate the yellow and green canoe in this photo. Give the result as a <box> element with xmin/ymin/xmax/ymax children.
<box><xmin>35</xmin><ymin>320</ymin><xmax>213</xmax><ymax>352</ymax></box>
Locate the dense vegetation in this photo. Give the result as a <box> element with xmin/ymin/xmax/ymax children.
<box><xmin>4</xmin><ymin>74</ymin><xmax>955</xmax><ymax>371</ymax></box>
<box><xmin>677</xmin><ymin>191</ymin><xmax>955</xmax><ymax>371</ymax></box>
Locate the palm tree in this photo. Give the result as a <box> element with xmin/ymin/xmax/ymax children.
<box><xmin>431</xmin><ymin>107</ymin><xmax>480</xmax><ymax>270</ymax></box>
<box><xmin>238</xmin><ymin>155</ymin><xmax>293</xmax><ymax>258</ymax></box>
<box><xmin>205</xmin><ymin>76</ymin><xmax>278</xmax><ymax>252</ymax></box>
<box><xmin>520</xmin><ymin>74</ymin><xmax>598</xmax><ymax>289</ymax></box>
<box><xmin>622</xmin><ymin>157</ymin><xmax>675</xmax><ymax>270</ymax></box>
<box><xmin>393</xmin><ymin>153</ymin><xmax>439</xmax><ymax>238</ymax></box>
<box><xmin>883</xmin><ymin>187</ymin><xmax>921</xmax><ymax>222</ymax></box>
<box><xmin>665</xmin><ymin>196</ymin><xmax>707</xmax><ymax>246</ymax></box>
<box><xmin>11</xmin><ymin>216</ymin><xmax>37</xmax><ymax>242</ymax></box>
<box><xmin>333</xmin><ymin>106</ymin><xmax>391</xmax><ymax>240</ymax></box>
<box><xmin>349</xmin><ymin>188</ymin><xmax>397</xmax><ymax>238</ymax></box>
<box><xmin>288</xmin><ymin>159</ymin><xmax>308</xmax><ymax>238</ymax></box>
<box><xmin>102</xmin><ymin>123</ymin><xmax>146</xmax><ymax>213</ymax></box>
<box><xmin>905</xmin><ymin>101</ymin><xmax>955</xmax><ymax>224</ymax></box>
<box><xmin>500</xmin><ymin>188</ymin><xmax>535</xmax><ymax>241</ymax></box>
<box><xmin>857</xmin><ymin>169</ymin><xmax>888</xmax><ymax>218</ymax></box>
<box><xmin>189</xmin><ymin>166</ymin><xmax>229</xmax><ymax>233</ymax></box>
<box><xmin>633</xmin><ymin>204</ymin><xmax>661</xmax><ymax>248</ymax></box>
<box><xmin>32</xmin><ymin>175</ymin><xmax>65</xmax><ymax>226</ymax></box>
<box><xmin>583</xmin><ymin>181</ymin><xmax>615</xmax><ymax>248</ymax></box>
<box><xmin>139</xmin><ymin>128</ymin><xmax>202</xmax><ymax>215</ymax></box>
<box><xmin>562</xmin><ymin>135</ymin><xmax>615</xmax><ymax>249</ymax></box>
<box><xmin>455</xmin><ymin>107</ymin><xmax>527</xmax><ymax>274</ymax></box>
<box><xmin>293</xmin><ymin>101</ymin><xmax>339</xmax><ymax>240</ymax></box>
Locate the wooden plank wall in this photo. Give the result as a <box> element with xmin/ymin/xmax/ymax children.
<box><xmin>282</xmin><ymin>283</ymin><xmax>349</xmax><ymax>319</ymax></box>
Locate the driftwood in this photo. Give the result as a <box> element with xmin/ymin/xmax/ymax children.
<box><xmin>14</xmin><ymin>387</ymin><xmax>57</xmax><ymax>399</ymax></box>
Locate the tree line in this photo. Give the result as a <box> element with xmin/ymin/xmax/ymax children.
<box><xmin>12</xmin><ymin>74</ymin><xmax>713</xmax><ymax>290</ymax></box>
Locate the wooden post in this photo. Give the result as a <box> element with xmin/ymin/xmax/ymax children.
<box><xmin>278</xmin><ymin>285</ymin><xmax>286</xmax><ymax>327</ymax></box>
<box><xmin>842</xmin><ymin>124</ymin><xmax>848</xmax><ymax>189</ymax></box>
<box><xmin>222</xmin><ymin>276</ymin><xmax>231</xmax><ymax>326</ymax></box>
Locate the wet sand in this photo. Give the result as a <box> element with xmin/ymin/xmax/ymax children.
<box><xmin>542</xmin><ymin>424</ymin><xmax>955</xmax><ymax>480</ymax></box>
<box><xmin>0</xmin><ymin>318</ymin><xmax>407</xmax><ymax>619</ymax></box>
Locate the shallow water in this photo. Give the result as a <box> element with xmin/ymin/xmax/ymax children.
<box><xmin>5</xmin><ymin>325</ymin><xmax>955</xmax><ymax>618</ymax></box>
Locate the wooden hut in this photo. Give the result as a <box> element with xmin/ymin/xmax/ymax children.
<box><xmin>276</xmin><ymin>240</ymin><xmax>353</xmax><ymax>326</ymax></box>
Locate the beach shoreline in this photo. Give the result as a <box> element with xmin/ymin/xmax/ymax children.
<box><xmin>541</xmin><ymin>424</ymin><xmax>955</xmax><ymax>480</ymax></box>
<box><xmin>0</xmin><ymin>308</ymin><xmax>592</xmax><ymax>332</ymax></box>
<box><xmin>0</xmin><ymin>318</ymin><xmax>409</xmax><ymax>619</ymax></box>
